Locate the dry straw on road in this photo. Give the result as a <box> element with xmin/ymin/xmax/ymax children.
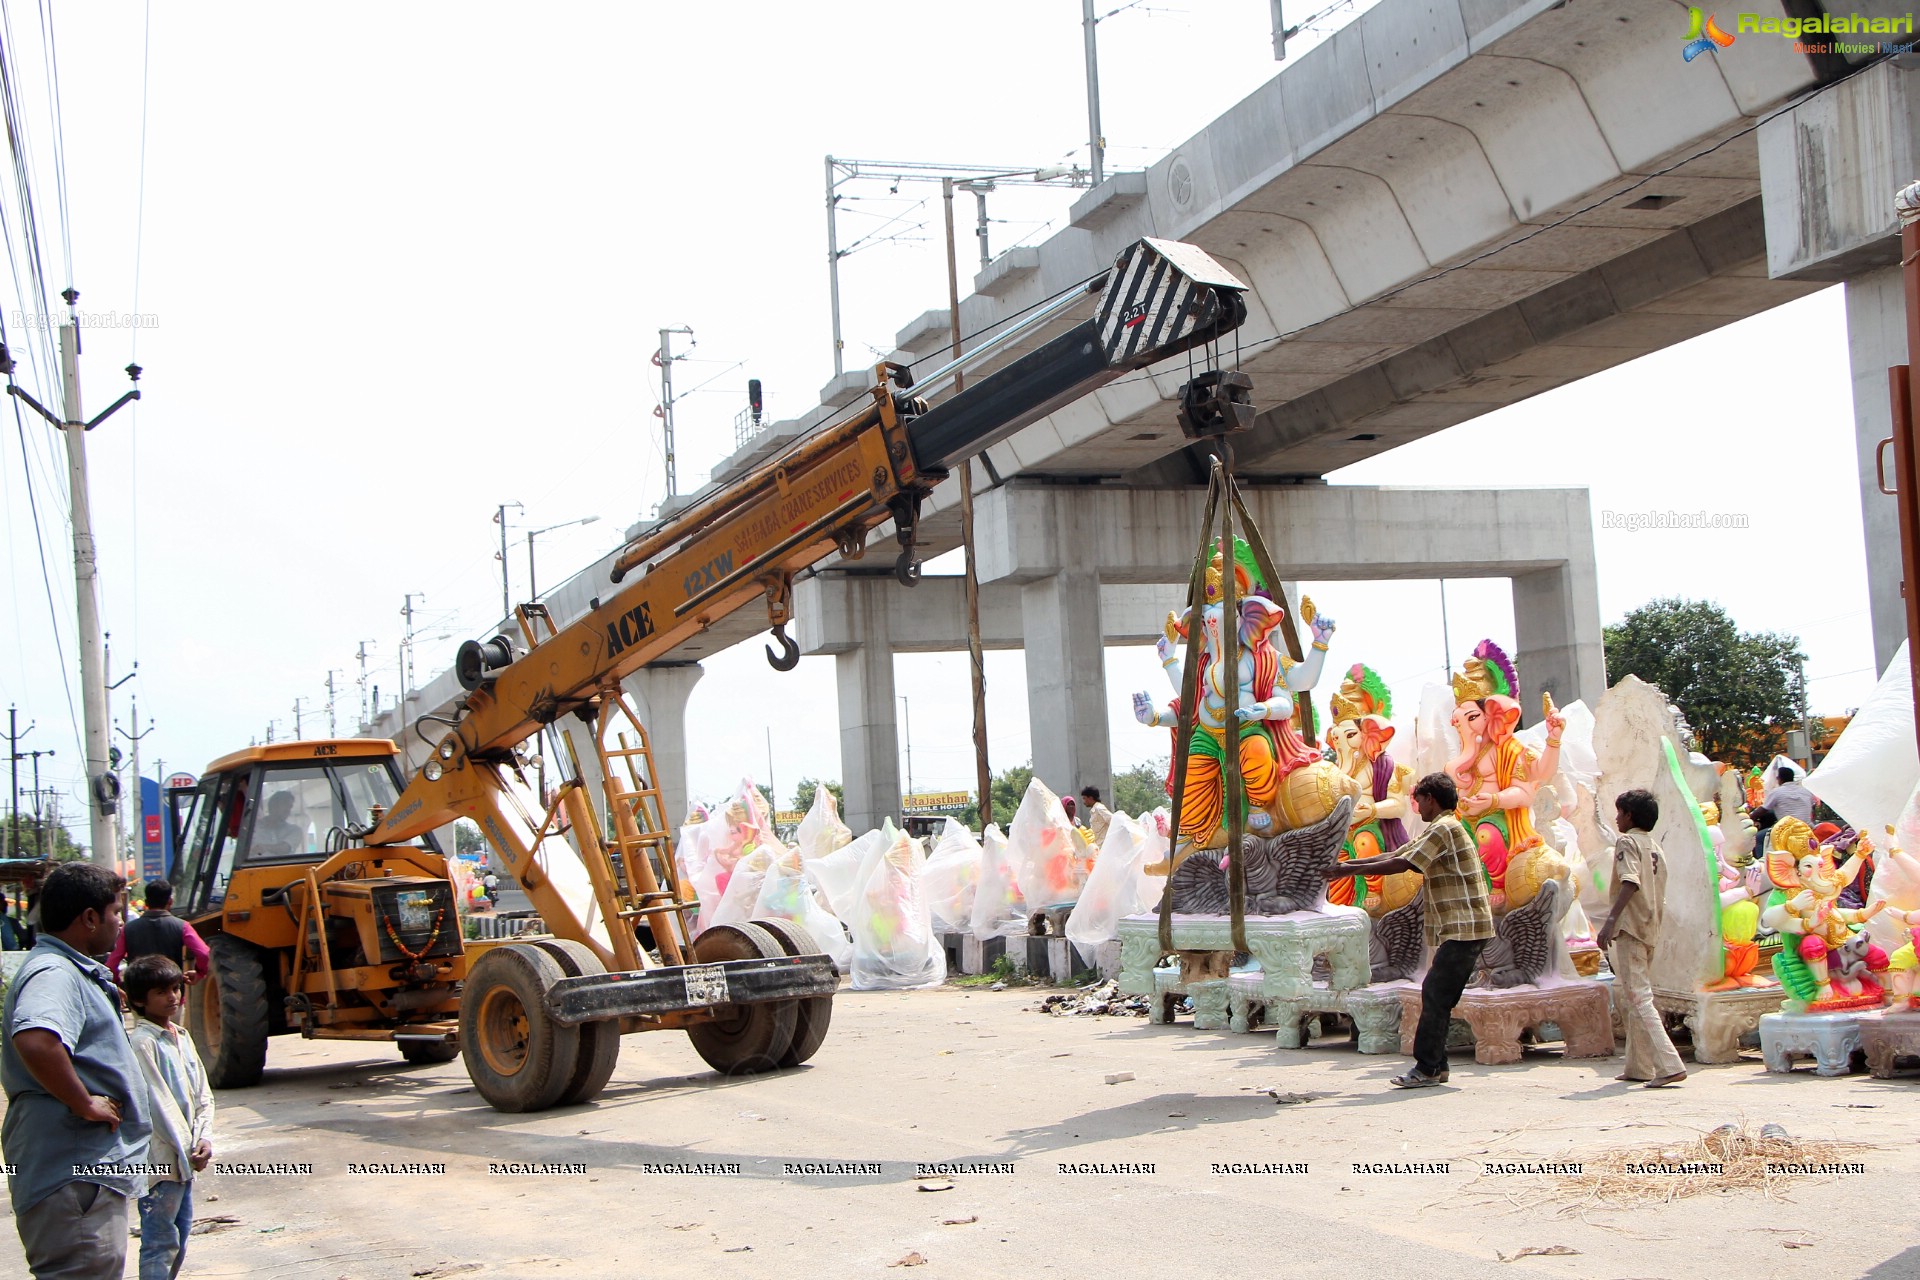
<box><xmin>1488</xmin><ymin>1123</ymin><xmax>1874</xmax><ymax>1216</ymax></box>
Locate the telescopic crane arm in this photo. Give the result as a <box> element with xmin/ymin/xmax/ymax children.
<box><xmin>363</xmin><ymin>236</ymin><xmax>1249</xmax><ymax>875</ymax></box>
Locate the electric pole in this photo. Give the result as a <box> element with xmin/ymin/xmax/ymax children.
<box><xmin>293</xmin><ymin>697</ymin><xmax>304</xmax><ymax>738</ymax></box>
<box><xmin>7</xmin><ymin>708</ymin><xmax>32</xmax><ymax>857</ymax></box>
<box><xmin>655</xmin><ymin>328</ymin><xmax>693</xmax><ymax>497</ymax></box>
<box><xmin>400</xmin><ymin>592</ymin><xmax>424</xmax><ymax>703</ymax></box>
<box><xmin>1083</xmin><ymin>0</ymin><xmax>1105</xmax><ymax>185</ymax></box>
<box><xmin>116</xmin><ymin>698</ymin><xmax>155</xmax><ymax>876</ymax></box>
<box><xmin>325</xmin><ymin>669</ymin><xmax>342</xmax><ymax>736</ymax></box>
<box><xmin>493</xmin><ymin>503</ymin><xmax>523</xmax><ymax>621</ymax></box>
<box><xmin>355</xmin><ymin>641</ymin><xmax>376</xmax><ymax>728</ymax></box>
<box><xmin>20</xmin><ymin>748</ymin><xmax>53</xmax><ymax>858</ymax></box>
<box><xmin>2</xmin><ymin>292</ymin><xmax>142</xmax><ymax>867</ymax></box>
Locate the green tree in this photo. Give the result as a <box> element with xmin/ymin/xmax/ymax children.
<box><xmin>789</xmin><ymin>778</ymin><xmax>844</xmax><ymax>816</ymax></box>
<box><xmin>1110</xmin><ymin>757</ymin><xmax>1170</xmax><ymax>817</ymax></box>
<box><xmin>453</xmin><ymin>819</ymin><xmax>485</xmax><ymax>857</ymax></box>
<box><xmin>1602</xmin><ymin>598</ymin><xmax>1806</xmax><ymax>764</ymax></box>
<box><xmin>2</xmin><ymin>816</ymin><xmax>87</xmax><ymax>862</ymax></box>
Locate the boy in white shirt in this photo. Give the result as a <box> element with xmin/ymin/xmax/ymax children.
<box><xmin>123</xmin><ymin>955</ymin><xmax>214</xmax><ymax>1280</ymax></box>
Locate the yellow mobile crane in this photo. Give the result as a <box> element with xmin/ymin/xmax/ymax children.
<box><xmin>173</xmin><ymin>237</ymin><xmax>1250</xmax><ymax>1111</ymax></box>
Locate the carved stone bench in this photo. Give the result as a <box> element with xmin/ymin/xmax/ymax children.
<box><xmin>1229</xmin><ymin>974</ymin><xmax>1405</xmax><ymax>1053</ymax></box>
<box><xmin>1117</xmin><ymin>909</ymin><xmax>1371</xmax><ymax>1004</ymax></box>
<box><xmin>1396</xmin><ymin>981</ymin><xmax>1615</xmax><ymax>1066</ymax></box>
<box><xmin>1640</xmin><ymin>986</ymin><xmax>1780</xmax><ymax>1064</ymax></box>
<box><xmin>1761</xmin><ymin>1010</ymin><xmax>1868</xmax><ymax>1077</ymax></box>
<box><xmin>1858</xmin><ymin>1010</ymin><xmax>1920</xmax><ymax>1079</ymax></box>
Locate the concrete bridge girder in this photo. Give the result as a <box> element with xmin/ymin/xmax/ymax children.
<box><xmin>805</xmin><ymin>483</ymin><xmax>1602</xmax><ymax>835</ymax></box>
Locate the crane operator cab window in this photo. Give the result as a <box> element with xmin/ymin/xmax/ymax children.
<box><xmin>174</xmin><ymin>755</ymin><xmax>438</xmax><ymax>919</ymax></box>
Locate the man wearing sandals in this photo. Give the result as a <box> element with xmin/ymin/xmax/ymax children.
<box><xmin>1327</xmin><ymin>772</ymin><xmax>1493</xmax><ymax>1088</ymax></box>
<box><xmin>1596</xmin><ymin>788</ymin><xmax>1687</xmax><ymax>1088</ymax></box>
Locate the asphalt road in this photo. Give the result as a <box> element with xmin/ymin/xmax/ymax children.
<box><xmin>12</xmin><ymin>986</ymin><xmax>1918</xmax><ymax>1279</ymax></box>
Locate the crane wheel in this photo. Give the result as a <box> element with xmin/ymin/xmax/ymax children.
<box><xmin>751</xmin><ymin>918</ymin><xmax>835</xmax><ymax>1068</ymax></box>
<box><xmin>459</xmin><ymin>943</ymin><xmax>582</xmax><ymax>1113</ymax></box>
<box><xmin>684</xmin><ymin>922</ymin><xmax>798</xmax><ymax>1076</ymax></box>
<box><xmin>398</xmin><ymin>1040</ymin><xmax>460</xmax><ymax>1065</ymax></box>
<box><xmin>528</xmin><ymin>939</ymin><xmax>622</xmax><ymax>1106</ymax></box>
<box><xmin>190</xmin><ymin>934</ymin><xmax>272</xmax><ymax>1089</ymax></box>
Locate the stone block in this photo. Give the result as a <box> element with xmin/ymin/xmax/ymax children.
<box><xmin>1116</xmin><ymin>910</ymin><xmax>1371</xmax><ymax>1003</ymax></box>
<box><xmin>1760</xmin><ymin>1010</ymin><xmax>1868</xmax><ymax>1077</ymax></box>
<box><xmin>1397</xmin><ymin>981</ymin><xmax>1614</xmax><ymax>1066</ymax></box>
<box><xmin>1649</xmin><ymin>986</ymin><xmax>1780</xmax><ymax>1064</ymax></box>
<box><xmin>1230</xmin><ymin>974</ymin><xmax>1406</xmax><ymax>1053</ymax></box>
<box><xmin>1858</xmin><ymin>1010</ymin><xmax>1920</xmax><ymax>1079</ymax></box>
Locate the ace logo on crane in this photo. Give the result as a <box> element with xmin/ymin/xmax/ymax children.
<box><xmin>604</xmin><ymin>600</ymin><xmax>656</xmax><ymax>658</ymax></box>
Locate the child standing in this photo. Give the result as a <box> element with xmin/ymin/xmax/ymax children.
<box><xmin>1596</xmin><ymin>789</ymin><xmax>1687</xmax><ymax>1088</ymax></box>
<box><xmin>123</xmin><ymin>955</ymin><xmax>214</xmax><ymax>1280</ymax></box>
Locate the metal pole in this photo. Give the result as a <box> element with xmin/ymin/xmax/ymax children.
<box><xmin>826</xmin><ymin>155</ymin><xmax>844</xmax><ymax>377</ymax></box>
<box><xmin>657</xmin><ymin>329</ymin><xmax>692</xmax><ymax>498</ymax></box>
<box><xmin>496</xmin><ymin>504</ymin><xmax>512</xmax><ymax>619</ymax></box>
<box><xmin>527</xmin><ymin>530</ymin><xmax>538</xmax><ymax>602</ymax></box>
<box><xmin>325</xmin><ymin>670</ymin><xmax>340</xmax><ymax>736</ymax></box>
<box><xmin>901</xmin><ymin>696</ymin><xmax>914</xmax><ymax>799</ymax></box>
<box><xmin>7</xmin><ymin>706</ymin><xmax>18</xmax><ymax>858</ymax></box>
<box><xmin>1438</xmin><ymin>578</ymin><xmax>1452</xmax><ymax>677</ymax></box>
<box><xmin>945</xmin><ymin>178</ymin><xmax>993</xmax><ymax>830</ymax></box>
<box><xmin>974</xmin><ymin>184</ymin><xmax>992</xmax><ymax>271</ymax></box>
<box><xmin>1083</xmin><ymin>0</ymin><xmax>1105</xmax><ymax>186</ymax></box>
<box><xmin>766</xmin><ymin>726</ymin><xmax>776</xmax><ymax>820</ymax></box>
<box><xmin>57</xmin><ymin>320</ymin><xmax>117</xmax><ymax>867</ymax></box>
<box><xmin>29</xmin><ymin>751</ymin><xmax>46</xmax><ymax>858</ymax></box>
<box><xmin>1271</xmin><ymin>0</ymin><xmax>1288</xmax><ymax>59</ymax></box>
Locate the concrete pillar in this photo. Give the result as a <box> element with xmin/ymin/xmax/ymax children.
<box><xmin>1843</xmin><ymin>266</ymin><xmax>1909</xmax><ymax>675</ymax></box>
<box><xmin>1022</xmin><ymin>570</ymin><xmax>1112</xmax><ymax>805</ymax></box>
<box><xmin>835</xmin><ymin>616</ymin><xmax>900</xmax><ymax>836</ymax></box>
<box><xmin>1512</xmin><ymin>565</ymin><xmax>1606</xmax><ymax>723</ymax></box>
<box><xmin>620</xmin><ymin>661</ymin><xmax>704</xmax><ymax>827</ymax></box>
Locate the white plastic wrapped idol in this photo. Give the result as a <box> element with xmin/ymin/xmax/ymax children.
<box><xmin>969</xmin><ymin>823</ymin><xmax>1026</xmax><ymax>941</ymax></box>
<box><xmin>806</xmin><ymin>824</ymin><xmax>888</xmax><ymax>923</ymax></box>
<box><xmin>706</xmin><ymin>844</ymin><xmax>777</xmax><ymax>931</ymax></box>
<box><xmin>793</xmin><ymin>786</ymin><xmax>853</xmax><ymax>862</ymax></box>
<box><xmin>850</xmin><ymin>825</ymin><xmax>945</xmax><ymax>990</ymax></box>
<box><xmin>1006</xmin><ymin>778</ymin><xmax>1089</xmax><ymax>910</ymax></box>
<box><xmin>921</xmin><ymin>818</ymin><xmax>983</xmax><ymax>932</ymax></box>
<box><xmin>1064</xmin><ymin>811</ymin><xmax>1166</xmax><ymax>949</ymax></box>
<box><xmin>754</xmin><ymin>844</ymin><xmax>853</xmax><ymax>973</ymax></box>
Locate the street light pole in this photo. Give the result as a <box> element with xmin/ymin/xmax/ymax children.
<box><xmin>526</xmin><ymin>515</ymin><xmax>601</xmax><ymax>603</ymax></box>
<box><xmin>943</xmin><ymin>178</ymin><xmax>994</xmax><ymax>830</ymax></box>
<box><xmin>900</xmin><ymin>695</ymin><xmax>914</xmax><ymax>799</ymax></box>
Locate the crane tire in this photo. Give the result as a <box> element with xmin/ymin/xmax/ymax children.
<box><xmin>459</xmin><ymin>943</ymin><xmax>581</xmax><ymax>1113</ymax></box>
<box><xmin>528</xmin><ymin>939</ymin><xmax>622</xmax><ymax>1106</ymax></box>
<box><xmin>683</xmin><ymin>922</ymin><xmax>797</xmax><ymax>1076</ymax></box>
<box><xmin>190</xmin><ymin>934</ymin><xmax>272</xmax><ymax>1089</ymax></box>
<box><xmin>751</xmin><ymin>918</ymin><xmax>835</xmax><ymax>1068</ymax></box>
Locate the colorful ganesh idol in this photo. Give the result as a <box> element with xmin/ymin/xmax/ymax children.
<box><xmin>1702</xmin><ymin>800</ymin><xmax>1773</xmax><ymax>991</ymax></box>
<box><xmin>1762</xmin><ymin>817</ymin><xmax>1890</xmax><ymax>1012</ymax></box>
<box><xmin>1325</xmin><ymin>663</ymin><xmax>1419</xmax><ymax>916</ymax></box>
<box><xmin>1133</xmin><ymin>540</ymin><xmax>1346</xmax><ymax>848</ymax></box>
<box><xmin>1447</xmin><ymin>639</ymin><xmax>1567</xmax><ymax>913</ymax></box>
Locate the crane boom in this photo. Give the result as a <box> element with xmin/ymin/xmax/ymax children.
<box><xmin>365</xmin><ymin>237</ymin><xmax>1247</xmax><ymax>851</ymax></box>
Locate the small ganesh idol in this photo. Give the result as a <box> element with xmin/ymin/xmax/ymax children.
<box><xmin>1324</xmin><ymin>663</ymin><xmax>1419</xmax><ymax>917</ymax></box>
<box><xmin>1761</xmin><ymin>817</ymin><xmax>1890</xmax><ymax>1012</ymax></box>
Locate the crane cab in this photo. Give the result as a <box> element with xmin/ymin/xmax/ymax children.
<box><xmin>172</xmin><ymin>739</ymin><xmax>467</xmax><ymax>1087</ymax></box>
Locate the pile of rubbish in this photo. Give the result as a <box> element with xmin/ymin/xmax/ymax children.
<box><xmin>672</xmin><ymin>777</ymin><xmax>1169</xmax><ymax>992</ymax></box>
<box><xmin>1036</xmin><ymin>979</ymin><xmax>1149</xmax><ymax>1018</ymax></box>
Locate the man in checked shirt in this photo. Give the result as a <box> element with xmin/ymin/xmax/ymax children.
<box><xmin>1327</xmin><ymin>771</ymin><xmax>1494</xmax><ymax>1088</ymax></box>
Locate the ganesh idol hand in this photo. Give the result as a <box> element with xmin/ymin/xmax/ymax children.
<box><xmin>1311</xmin><ymin>615</ymin><xmax>1336</xmax><ymax>645</ymax></box>
<box><xmin>1233</xmin><ymin>705</ymin><xmax>1263</xmax><ymax>722</ymax></box>
<box><xmin>1132</xmin><ymin>691</ymin><xmax>1158</xmax><ymax>725</ymax></box>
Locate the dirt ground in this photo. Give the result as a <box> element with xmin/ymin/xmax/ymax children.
<box><xmin>8</xmin><ymin>986</ymin><xmax>1918</xmax><ymax>1280</ymax></box>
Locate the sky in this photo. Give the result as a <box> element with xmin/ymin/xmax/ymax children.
<box><xmin>0</xmin><ymin>1</ymin><xmax>1885</xmax><ymax>849</ymax></box>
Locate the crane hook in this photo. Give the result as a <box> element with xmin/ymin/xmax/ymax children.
<box><xmin>765</xmin><ymin>623</ymin><xmax>800</xmax><ymax>672</ymax></box>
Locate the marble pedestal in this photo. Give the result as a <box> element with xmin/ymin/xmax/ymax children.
<box><xmin>1230</xmin><ymin>974</ymin><xmax>1405</xmax><ymax>1053</ymax></box>
<box><xmin>1759</xmin><ymin>1010</ymin><xmax>1868</xmax><ymax>1076</ymax></box>
<box><xmin>1643</xmin><ymin>986</ymin><xmax>1779</xmax><ymax>1064</ymax></box>
<box><xmin>1397</xmin><ymin>982</ymin><xmax>1615</xmax><ymax>1066</ymax></box>
<box><xmin>1858</xmin><ymin>1010</ymin><xmax>1920</xmax><ymax>1079</ymax></box>
<box><xmin>1117</xmin><ymin>909</ymin><xmax>1371</xmax><ymax>1002</ymax></box>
